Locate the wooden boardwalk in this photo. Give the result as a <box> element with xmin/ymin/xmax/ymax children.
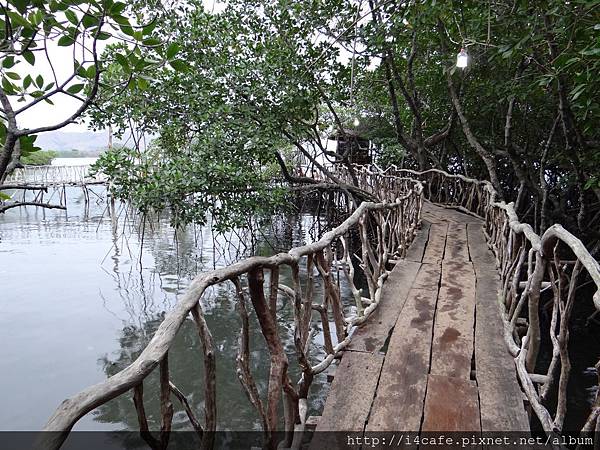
<box><xmin>311</xmin><ymin>202</ymin><xmax>529</xmax><ymax>446</ymax></box>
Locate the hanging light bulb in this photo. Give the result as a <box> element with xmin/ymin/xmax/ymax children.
<box><xmin>456</xmin><ymin>48</ymin><xmax>468</xmax><ymax>68</ymax></box>
<box><xmin>353</xmin><ymin>117</ymin><xmax>360</xmax><ymax>127</ymax></box>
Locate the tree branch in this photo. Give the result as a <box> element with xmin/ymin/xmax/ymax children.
<box><xmin>0</xmin><ymin>201</ymin><xmax>66</xmax><ymax>213</ymax></box>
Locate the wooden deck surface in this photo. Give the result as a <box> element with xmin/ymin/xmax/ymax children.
<box><xmin>310</xmin><ymin>201</ymin><xmax>529</xmax><ymax>446</ymax></box>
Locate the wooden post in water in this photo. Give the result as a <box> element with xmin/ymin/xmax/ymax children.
<box><xmin>107</xmin><ymin>125</ymin><xmax>117</xmax><ymax>230</ymax></box>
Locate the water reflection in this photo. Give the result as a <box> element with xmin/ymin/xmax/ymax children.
<box><xmin>0</xmin><ymin>184</ymin><xmax>344</xmax><ymax>433</ymax></box>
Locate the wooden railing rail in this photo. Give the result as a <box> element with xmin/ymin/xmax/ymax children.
<box><xmin>372</xmin><ymin>163</ymin><xmax>600</xmax><ymax>437</ymax></box>
<box><xmin>4</xmin><ymin>164</ymin><xmax>105</xmax><ymax>185</ymax></box>
<box><xmin>40</xmin><ymin>166</ymin><xmax>423</xmax><ymax>450</ymax></box>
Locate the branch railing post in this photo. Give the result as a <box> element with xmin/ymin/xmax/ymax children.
<box><xmin>37</xmin><ymin>166</ymin><xmax>515</xmax><ymax>450</ymax></box>
<box><xmin>382</xmin><ymin>164</ymin><xmax>600</xmax><ymax>439</ymax></box>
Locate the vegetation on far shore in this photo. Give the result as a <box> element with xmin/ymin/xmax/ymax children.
<box><xmin>21</xmin><ymin>150</ymin><xmax>58</xmax><ymax>166</ymax></box>
<box><xmin>20</xmin><ymin>148</ymin><xmax>106</xmax><ymax>166</ymax></box>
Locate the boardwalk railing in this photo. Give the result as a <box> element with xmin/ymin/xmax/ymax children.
<box><xmin>376</xmin><ymin>164</ymin><xmax>600</xmax><ymax>437</ymax></box>
<box><xmin>40</xmin><ymin>166</ymin><xmax>423</xmax><ymax>450</ymax></box>
<box><xmin>4</xmin><ymin>164</ymin><xmax>105</xmax><ymax>185</ymax></box>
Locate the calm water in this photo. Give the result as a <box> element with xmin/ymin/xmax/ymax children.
<box><xmin>0</xmin><ymin>165</ymin><xmax>345</xmax><ymax>432</ymax></box>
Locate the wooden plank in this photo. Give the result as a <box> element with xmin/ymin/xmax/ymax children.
<box><xmin>348</xmin><ymin>260</ymin><xmax>421</xmax><ymax>353</ymax></box>
<box><xmin>466</xmin><ymin>223</ymin><xmax>494</xmax><ymax>265</ymax></box>
<box><xmin>365</xmin><ymin>289</ymin><xmax>438</xmax><ymax>432</ymax></box>
<box><xmin>430</xmin><ymin>333</ymin><xmax>473</xmax><ymax>379</ymax></box>
<box><xmin>404</xmin><ymin>221</ymin><xmax>431</xmax><ymax>262</ymax></box>
<box><xmin>425</xmin><ymin>202</ymin><xmax>483</xmax><ymax>224</ymax></box>
<box><xmin>437</xmin><ymin>260</ymin><xmax>476</xmax><ymax>339</ymax></box>
<box><xmin>421</xmin><ymin>201</ymin><xmax>447</xmax><ymax>224</ymax></box>
<box><xmin>444</xmin><ymin>223</ymin><xmax>470</xmax><ymax>262</ymax></box>
<box><xmin>422</xmin><ymin>374</ymin><xmax>481</xmax><ymax>432</ymax></box>
<box><xmin>422</xmin><ymin>223</ymin><xmax>448</xmax><ymax>263</ymax></box>
<box><xmin>468</xmin><ymin>224</ymin><xmax>530</xmax><ymax>432</ymax></box>
<box><xmin>430</xmin><ymin>260</ymin><xmax>476</xmax><ymax>379</ymax></box>
<box><xmin>411</xmin><ymin>262</ymin><xmax>441</xmax><ymax>291</ymax></box>
<box><xmin>310</xmin><ymin>352</ymin><xmax>383</xmax><ymax>449</ymax></box>
<box><xmin>440</xmin><ymin>207</ymin><xmax>483</xmax><ymax>224</ymax></box>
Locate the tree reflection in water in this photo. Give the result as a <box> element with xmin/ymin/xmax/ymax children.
<box><xmin>89</xmin><ymin>210</ymin><xmax>361</xmax><ymax>436</ymax></box>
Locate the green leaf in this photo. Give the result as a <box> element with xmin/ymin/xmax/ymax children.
<box><xmin>82</xmin><ymin>13</ymin><xmax>99</xmax><ymax>28</ymax></box>
<box><xmin>581</xmin><ymin>47</ymin><xmax>600</xmax><ymax>56</ymax></box>
<box><xmin>169</xmin><ymin>59</ymin><xmax>189</xmax><ymax>72</ymax></box>
<box><xmin>2</xmin><ymin>77</ymin><xmax>17</xmax><ymax>95</ymax></box>
<box><xmin>2</xmin><ymin>55</ymin><xmax>15</xmax><ymax>68</ymax></box>
<box><xmin>86</xmin><ymin>65</ymin><xmax>97</xmax><ymax>79</ymax></box>
<box><xmin>12</xmin><ymin>0</ymin><xmax>29</xmax><ymax>14</ymax></box>
<box><xmin>7</xmin><ymin>11</ymin><xmax>30</xmax><ymax>28</ymax></box>
<box><xmin>23</xmin><ymin>50</ymin><xmax>35</xmax><ymax>65</ymax></box>
<box><xmin>166</xmin><ymin>43</ymin><xmax>180</xmax><ymax>60</ymax></box>
<box><xmin>142</xmin><ymin>20</ymin><xmax>157</xmax><ymax>35</ymax></box>
<box><xmin>58</xmin><ymin>35</ymin><xmax>75</xmax><ymax>46</ymax></box>
<box><xmin>110</xmin><ymin>2</ymin><xmax>127</xmax><ymax>15</ymax></box>
<box><xmin>112</xmin><ymin>14</ymin><xmax>130</xmax><ymax>26</ymax></box>
<box><xmin>35</xmin><ymin>74</ymin><xmax>44</xmax><ymax>88</ymax></box>
<box><xmin>119</xmin><ymin>24</ymin><xmax>135</xmax><ymax>36</ymax></box>
<box><xmin>584</xmin><ymin>177</ymin><xmax>598</xmax><ymax>190</ymax></box>
<box><xmin>0</xmin><ymin>192</ymin><xmax>11</xmax><ymax>201</ymax></box>
<box><xmin>137</xmin><ymin>77</ymin><xmax>149</xmax><ymax>90</ymax></box>
<box><xmin>23</xmin><ymin>75</ymin><xmax>32</xmax><ymax>89</ymax></box>
<box><xmin>30</xmin><ymin>10</ymin><xmax>44</xmax><ymax>26</ymax></box>
<box><xmin>76</xmin><ymin>64</ymin><xmax>87</xmax><ymax>78</ymax></box>
<box><xmin>66</xmin><ymin>83</ymin><xmax>85</xmax><ymax>94</ymax></box>
<box><xmin>142</xmin><ymin>37</ymin><xmax>160</xmax><ymax>47</ymax></box>
<box><xmin>571</xmin><ymin>84</ymin><xmax>586</xmax><ymax>101</ymax></box>
<box><xmin>5</xmin><ymin>72</ymin><xmax>20</xmax><ymax>80</ymax></box>
<box><xmin>65</xmin><ymin>10</ymin><xmax>78</xmax><ymax>25</ymax></box>
<box><xmin>114</xmin><ymin>53</ymin><xmax>130</xmax><ymax>72</ymax></box>
<box><xmin>97</xmin><ymin>31</ymin><xmax>111</xmax><ymax>40</ymax></box>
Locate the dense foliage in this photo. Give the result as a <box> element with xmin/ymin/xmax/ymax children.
<box><xmin>75</xmin><ymin>1</ymin><xmax>600</xmax><ymax>247</ymax></box>
<box><xmin>21</xmin><ymin>149</ymin><xmax>57</xmax><ymax>165</ymax></box>
<box><xmin>0</xmin><ymin>0</ymin><xmax>182</xmax><ymax>185</ymax></box>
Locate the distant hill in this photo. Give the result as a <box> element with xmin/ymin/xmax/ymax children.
<box><xmin>34</xmin><ymin>130</ymin><xmax>123</xmax><ymax>152</ymax></box>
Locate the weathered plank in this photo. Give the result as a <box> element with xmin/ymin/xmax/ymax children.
<box><xmin>425</xmin><ymin>202</ymin><xmax>483</xmax><ymax>224</ymax></box>
<box><xmin>422</xmin><ymin>223</ymin><xmax>448</xmax><ymax>263</ymax></box>
<box><xmin>436</xmin><ymin>260</ymin><xmax>476</xmax><ymax>339</ymax></box>
<box><xmin>430</xmin><ymin>260</ymin><xmax>476</xmax><ymax>379</ymax></box>
<box><xmin>420</xmin><ymin>204</ymin><xmax>445</xmax><ymax>224</ymax></box>
<box><xmin>314</xmin><ymin>351</ymin><xmax>383</xmax><ymax>431</ymax></box>
<box><xmin>348</xmin><ymin>260</ymin><xmax>421</xmax><ymax>353</ymax></box>
<box><xmin>466</xmin><ymin>222</ymin><xmax>494</xmax><ymax>264</ymax></box>
<box><xmin>311</xmin><ymin>208</ymin><xmax>531</xmax><ymax>450</ymax></box>
<box><xmin>422</xmin><ymin>374</ymin><xmax>481</xmax><ymax>432</ymax></box>
<box><xmin>404</xmin><ymin>221</ymin><xmax>431</xmax><ymax>263</ymax></box>
<box><xmin>444</xmin><ymin>223</ymin><xmax>470</xmax><ymax>262</ymax></box>
<box><xmin>411</xmin><ymin>262</ymin><xmax>442</xmax><ymax>291</ymax></box>
<box><xmin>365</xmin><ymin>289</ymin><xmax>438</xmax><ymax>432</ymax></box>
<box><xmin>430</xmin><ymin>333</ymin><xmax>473</xmax><ymax>380</ymax></box>
<box><xmin>468</xmin><ymin>224</ymin><xmax>530</xmax><ymax>432</ymax></box>
<box><xmin>310</xmin><ymin>352</ymin><xmax>384</xmax><ymax>449</ymax></box>
<box><xmin>421</xmin><ymin>202</ymin><xmax>455</xmax><ymax>224</ymax></box>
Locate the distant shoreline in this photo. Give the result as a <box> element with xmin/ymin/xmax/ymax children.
<box><xmin>51</xmin><ymin>157</ymin><xmax>98</xmax><ymax>167</ymax></box>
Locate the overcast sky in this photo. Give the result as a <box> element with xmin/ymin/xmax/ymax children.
<box><xmin>17</xmin><ymin>0</ymin><xmax>226</xmax><ymax>134</ymax></box>
<box><xmin>18</xmin><ymin>44</ymin><xmax>97</xmax><ymax>133</ymax></box>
